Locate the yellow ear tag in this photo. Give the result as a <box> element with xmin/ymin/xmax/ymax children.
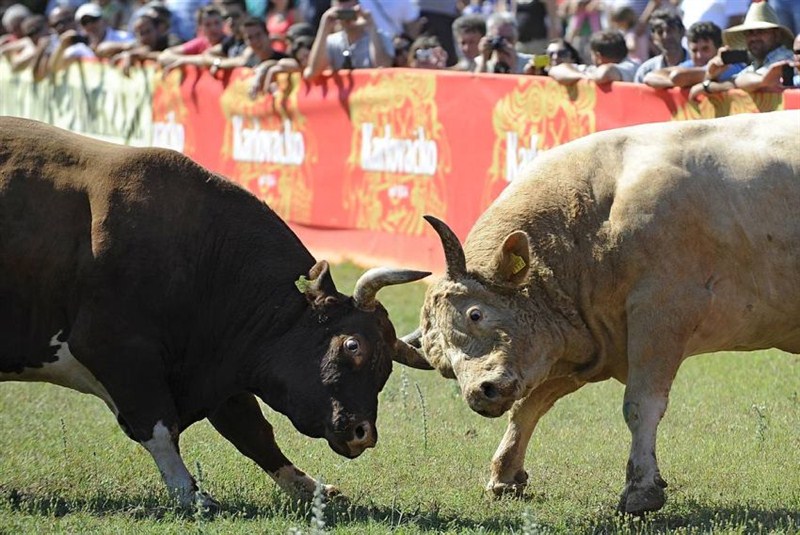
<box><xmin>510</xmin><ymin>253</ymin><xmax>526</xmax><ymax>275</ymax></box>
<box><xmin>295</xmin><ymin>275</ymin><xmax>311</xmax><ymax>293</ymax></box>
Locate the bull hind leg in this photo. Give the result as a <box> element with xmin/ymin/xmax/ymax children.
<box><xmin>618</xmin><ymin>296</ymin><xmax>694</xmax><ymax>514</ymax></box>
<box><xmin>208</xmin><ymin>392</ymin><xmax>339</xmax><ymax>501</ymax></box>
<box><xmin>487</xmin><ymin>377</ymin><xmax>584</xmax><ymax>498</ymax></box>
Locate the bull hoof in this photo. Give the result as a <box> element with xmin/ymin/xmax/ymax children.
<box><xmin>617</xmin><ymin>482</ymin><xmax>666</xmax><ymax>515</ymax></box>
<box><xmin>174</xmin><ymin>490</ymin><xmax>220</xmax><ymax>515</ymax></box>
<box><xmin>486</xmin><ymin>469</ymin><xmax>528</xmax><ymax>499</ymax></box>
<box><xmin>320</xmin><ymin>484</ymin><xmax>342</xmax><ymax>500</ymax></box>
<box><xmin>297</xmin><ymin>483</ymin><xmax>342</xmax><ymax>503</ymax></box>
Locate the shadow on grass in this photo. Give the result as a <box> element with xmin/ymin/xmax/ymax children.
<box><xmin>0</xmin><ymin>485</ymin><xmax>521</xmax><ymax>531</ymax></box>
<box><xmin>582</xmin><ymin>499</ymin><xmax>799</xmax><ymax>534</ymax></box>
<box><xmin>0</xmin><ymin>486</ymin><xmax>205</xmax><ymax>520</ymax></box>
<box><xmin>2</xmin><ymin>486</ymin><xmax>798</xmax><ymax>533</ymax></box>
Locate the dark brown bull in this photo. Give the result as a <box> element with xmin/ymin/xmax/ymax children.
<box><xmin>0</xmin><ymin>117</ymin><xmax>431</xmax><ymax>509</ymax></box>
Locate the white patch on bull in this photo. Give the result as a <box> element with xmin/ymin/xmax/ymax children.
<box><xmin>0</xmin><ymin>330</ymin><xmax>118</xmax><ymax>415</ymax></box>
<box><xmin>142</xmin><ymin>421</ymin><xmax>197</xmax><ymax>506</ymax></box>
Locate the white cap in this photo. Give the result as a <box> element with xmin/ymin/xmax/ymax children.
<box><xmin>75</xmin><ymin>3</ymin><xmax>103</xmax><ymax>23</ymax></box>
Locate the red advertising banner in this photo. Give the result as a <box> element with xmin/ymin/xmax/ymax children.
<box><xmin>152</xmin><ymin>67</ymin><xmax>799</xmax><ymax>271</ymax></box>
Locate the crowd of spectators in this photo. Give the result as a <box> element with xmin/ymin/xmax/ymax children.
<box><xmin>1</xmin><ymin>0</ymin><xmax>798</xmax><ymax>99</ymax></box>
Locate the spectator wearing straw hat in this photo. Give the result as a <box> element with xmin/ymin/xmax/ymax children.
<box><xmin>694</xmin><ymin>0</ymin><xmax>794</xmax><ymax>98</ymax></box>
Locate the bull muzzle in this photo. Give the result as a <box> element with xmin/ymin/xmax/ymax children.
<box><xmin>463</xmin><ymin>377</ymin><xmax>520</xmax><ymax>418</ymax></box>
<box><xmin>326</xmin><ymin>419</ymin><xmax>378</xmax><ymax>459</ymax></box>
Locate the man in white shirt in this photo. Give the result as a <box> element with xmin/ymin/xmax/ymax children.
<box><xmin>358</xmin><ymin>0</ymin><xmax>419</xmax><ymax>40</ymax></box>
<box><xmin>681</xmin><ymin>0</ymin><xmax>749</xmax><ymax>31</ymax></box>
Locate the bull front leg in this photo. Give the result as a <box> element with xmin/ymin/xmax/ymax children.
<box><xmin>488</xmin><ymin>376</ymin><xmax>583</xmax><ymax>497</ymax></box>
<box><xmin>68</xmin><ymin>318</ymin><xmax>217</xmax><ymax>511</ymax></box>
<box><xmin>208</xmin><ymin>392</ymin><xmax>339</xmax><ymax>501</ymax></box>
<box><xmin>139</xmin><ymin>419</ymin><xmax>220</xmax><ymax>511</ymax></box>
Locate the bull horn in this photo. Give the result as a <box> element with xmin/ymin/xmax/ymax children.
<box><xmin>394</xmin><ymin>338</ymin><xmax>433</xmax><ymax>370</ymax></box>
<box><xmin>352</xmin><ymin>267</ymin><xmax>430</xmax><ymax>311</ymax></box>
<box><xmin>424</xmin><ymin>215</ymin><xmax>466</xmax><ymax>278</ymax></box>
<box><xmin>401</xmin><ymin>327</ymin><xmax>423</xmax><ymax>348</ymax></box>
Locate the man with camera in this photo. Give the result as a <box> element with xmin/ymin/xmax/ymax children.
<box><xmin>691</xmin><ymin>1</ymin><xmax>794</xmax><ymax>99</ymax></box>
<box><xmin>303</xmin><ymin>0</ymin><xmax>393</xmax><ymax>78</ymax></box>
<box><xmin>474</xmin><ymin>12</ymin><xmax>532</xmax><ymax>75</ymax></box>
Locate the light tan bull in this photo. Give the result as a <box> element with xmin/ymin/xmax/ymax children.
<box><xmin>407</xmin><ymin>111</ymin><xmax>800</xmax><ymax>514</ymax></box>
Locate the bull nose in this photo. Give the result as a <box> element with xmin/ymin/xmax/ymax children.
<box><xmin>481</xmin><ymin>381</ymin><xmax>501</xmax><ymax>400</ymax></box>
<box><xmin>346</xmin><ymin>420</ymin><xmax>377</xmax><ymax>454</ymax></box>
<box><xmin>466</xmin><ymin>379</ymin><xmax>519</xmax><ymax>417</ymax></box>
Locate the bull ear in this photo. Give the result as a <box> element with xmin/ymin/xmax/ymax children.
<box><xmin>424</xmin><ymin>215</ymin><xmax>466</xmax><ymax>279</ymax></box>
<box><xmin>302</xmin><ymin>260</ymin><xmax>339</xmax><ymax>307</ymax></box>
<box><xmin>393</xmin><ymin>338</ymin><xmax>433</xmax><ymax>370</ymax></box>
<box><xmin>493</xmin><ymin>231</ymin><xmax>530</xmax><ymax>287</ymax></box>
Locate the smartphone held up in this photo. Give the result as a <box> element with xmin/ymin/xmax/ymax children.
<box><xmin>720</xmin><ymin>49</ymin><xmax>749</xmax><ymax>64</ymax></box>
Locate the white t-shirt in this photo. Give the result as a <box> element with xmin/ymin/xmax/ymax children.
<box><xmin>681</xmin><ymin>0</ymin><xmax>750</xmax><ymax>31</ymax></box>
<box><xmin>326</xmin><ymin>30</ymin><xmax>394</xmax><ymax>70</ymax></box>
<box><xmin>358</xmin><ymin>0</ymin><xmax>419</xmax><ymax>39</ymax></box>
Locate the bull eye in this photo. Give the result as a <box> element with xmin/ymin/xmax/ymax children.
<box><xmin>466</xmin><ymin>306</ymin><xmax>483</xmax><ymax>322</ymax></box>
<box><xmin>343</xmin><ymin>337</ymin><xmax>360</xmax><ymax>353</ymax></box>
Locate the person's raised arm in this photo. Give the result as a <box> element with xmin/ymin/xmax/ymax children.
<box><xmin>473</xmin><ymin>35</ymin><xmax>492</xmax><ymax>73</ymax></box>
<box><xmin>303</xmin><ymin>7</ymin><xmax>336</xmax><ymax>79</ymax></box>
<box><xmin>360</xmin><ymin>8</ymin><xmax>392</xmax><ymax>68</ymax></box>
<box><xmin>31</xmin><ymin>35</ymin><xmax>53</xmax><ymax>81</ymax></box>
<box><xmin>545</xmin><ymin>0</ymin><xmax>562</xmax><ymax>39</ymax></box>
<box><xmin>48</xmin><ymin>30</ymin><xmax>84</xmax><ymax>73</ymax></box>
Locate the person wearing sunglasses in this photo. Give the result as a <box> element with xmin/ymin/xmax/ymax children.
<box><xmin>545</xmin><ymin>38</ymin><xmax>582</xmax><ymax>66</ymax></box>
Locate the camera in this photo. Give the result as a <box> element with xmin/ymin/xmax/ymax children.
<box><xmin>532</xmin><ymin>54</ymin><xmax>550</xmax><ymax>69</ymax></box>
<box><xmin>415</xmin><ymin>48</ymin><xmax>434</xmax><ymax>62</ymax></box>
<box><xmin>490</xmin><ymin>36</ymin><xmax>506</xmax><ymax>50</ymax></box>
<box><xmin>336</xmin><ymin>8</ymin><xmax>357</xmax><ymax>21</ymax></box>
<box><xmin>720</xmin><ymin>49</ymin><xmax>749</xmax><ymax>65</ymax></box>
<box><xmin>493</xmin><ymin>62</ymin><xmax>511</xmax><ymax>74</ymax></box>
<box><xmin>781</xmin><ymin>63</ymin><xmax>795</xmax><ymax>87</ymax></box>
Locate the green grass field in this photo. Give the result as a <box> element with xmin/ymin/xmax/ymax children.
<box><xmin>1</xmin><ymin>262</ymin><xmax>798</xmax><ymax>534</ymax></box>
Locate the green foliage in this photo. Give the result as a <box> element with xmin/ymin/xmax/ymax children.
<box><xmin>1</xmin><ymin>262</ymin><xmax>798</xmax><ymax>533</ymax></box>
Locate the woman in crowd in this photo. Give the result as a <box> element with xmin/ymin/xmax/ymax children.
<box><xmin>407</xmin><ymin>34</ymin><xmax>448</xmax><ymax>69</ymax></box>
<box><xmin>266</xmin><ymin>0</ymin><xmax>303</xmax><ymax>53</ymax></box>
